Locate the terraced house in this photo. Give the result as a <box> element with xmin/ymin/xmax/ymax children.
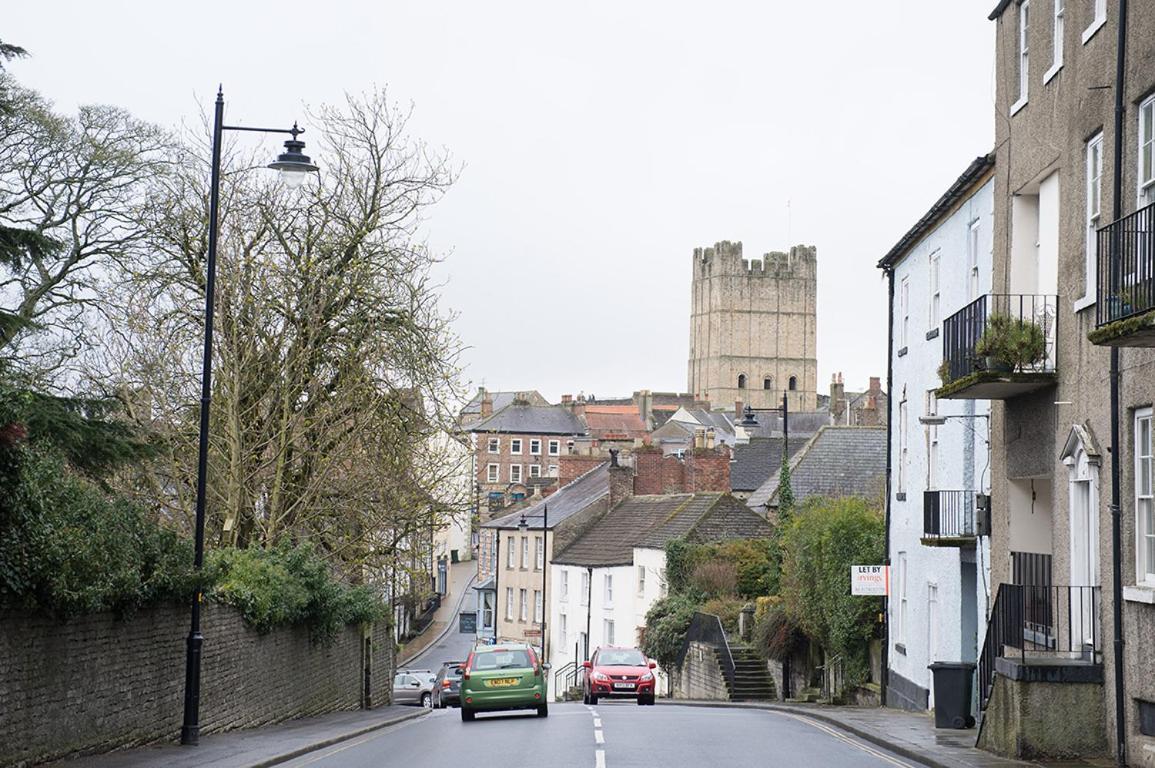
<box><xmin>927</xmin><ymin>2</ymin><xmax>1155</xmax><ymax>761</ymax></box>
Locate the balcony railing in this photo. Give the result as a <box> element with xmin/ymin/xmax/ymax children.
<box><xmin>977</xmin><ymin>583</ymin><xmax>1101</xmax><ymax>711</ymax></box>
<box><xmin>1093</xmin><ymin>201</ymin><xmax>1155</xmax><ymax>341</ymax></box>
<box><xmin>922</xmin><ymin>490</ymin><xmax>977</xmax><ymax>543</ymax></box>
<box><xmin>939</xmin><ymin>294</ymin><xmax>1057</xmax><ymax>398</ymax></box>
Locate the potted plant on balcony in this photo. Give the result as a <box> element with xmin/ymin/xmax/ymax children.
<box><xmin>974</xmin><ymin>313</ymin><xmax>1046</xmax><ymax>373</ymax></box>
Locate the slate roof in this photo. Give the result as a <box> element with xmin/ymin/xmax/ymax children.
<box><xmin>554</xmin><ymin>492</ymin><xmax>772</xmax><ymax>567</ymax></box>
<box><xmin>739</xmin><ymin>410</ymin><xmax>832</xmax><ymax>439</ymax></box>
<box><xmin>483</xmin><ymin>462</ymin><xmax>610</xmax><ymax>531</ymax></box>
<box><xmin>584</xmin><ymin>409</ymin><xmax>648</xmax><ymax>439</ymax></box>
<box><xmin>460</xmin><ymin>390</ymin><xmax>549</xmax><ymax>422</ymax></box>
<box><xmin>469</xmin><ymin>403</ymin><xmax>587</xmax><ymax>436</ymax></box>
<box><xmin>730</xmin><ymin>437</ymin><xmax>806</xmax><ymax>493</ymax></box>
<box><xmin>747</xmin><ymin>426</ymin><xmax>886</xmax><ymax>509</ymax></box>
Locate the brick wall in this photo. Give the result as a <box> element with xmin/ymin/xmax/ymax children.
<box><xmin>633</xmin><ymin>448</ymin><xmax>730</xmax><ymax>495</ymax></box>
<box><xmin>0</xmin><ymin>604</ymin><xmax>392</xmax><ymax>768</ymax></box>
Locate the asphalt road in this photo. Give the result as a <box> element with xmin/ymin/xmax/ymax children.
<box><xmin>401</xmin><ymin>615</ymin><xmax>476</xmax><ymax>672</ymax></box>
<box><xmin>279</xmin><ymin>701</ymin><xmax>930</xmax><ymax>768</ymax></box>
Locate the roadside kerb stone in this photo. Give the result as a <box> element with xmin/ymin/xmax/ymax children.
<box><xmin>657</xmin><ymin>700</ymin><xmax>1039</xmax><ymax>768</ymax></box>
<box><xmin>247</xmin><ymin>708</ymin><xmax>429</xmax><ymax>768</ymax></box>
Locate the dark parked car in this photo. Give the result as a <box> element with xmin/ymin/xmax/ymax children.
<box><xmin>432</xmin><ymin>661</ymin><xmax>464</xmax><ymax>709</ymax></box>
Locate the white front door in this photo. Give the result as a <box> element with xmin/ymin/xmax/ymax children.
<box><xmin>1070</xmin><ymin>478</ymin><xmax>1098</xmax><ymax>646</ymax></box>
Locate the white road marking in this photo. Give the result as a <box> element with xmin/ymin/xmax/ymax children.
<box><xmin>771</xmin><ymin>712</ymin><xmax>916</xmax><ymax>768</ymax></box>
<box><xmin>593</xmin><ymin>717</ymin><xmax>602</xmax><ymax>728</ymax></box>
<box><xmin>595</xmin><ymin>748</ymin><xmax>606</xmax><ymax>768</ymax></box>
<box><xmin>594</xmin><ymin>729</ymin><xmax>605</xmax><ymax>744</ymax></box>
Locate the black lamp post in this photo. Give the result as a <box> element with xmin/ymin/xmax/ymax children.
<box><xmin>518</xmin><ymin>504</ymin><xmax>549</xmax><ymax>665</ymax></box>
<box><xmin>180</xmin><ymin>88</ymin><xmax>318</xmax><ymax>747</ymax></box>
<box><xmin>744</xmin><ymin>392</ymin><xmax>789</xmax><ymax>446</ymax></box>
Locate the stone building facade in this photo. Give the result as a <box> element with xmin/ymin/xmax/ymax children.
<box><xmin>687</xmin><ymin>241</ymin><xmax>818</xmax><ymax>412</ymax></box>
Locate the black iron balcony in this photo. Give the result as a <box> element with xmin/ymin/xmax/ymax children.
<box><xmin>1090</xmin><ymin>201</ymin><xmax>1155</xmax><ymax>346</ymax></box>
<box><xmin>922</xmin><ymin>490</ymin><xmax>980</xmax><ymax>547</ymax></box>
<box><xmin>936</xmin><ymin>293</ymin><xmax>1057</xmax><ymax>400</ymax></box>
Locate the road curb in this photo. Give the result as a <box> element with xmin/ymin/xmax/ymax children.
<box><xmin>246</xmin><ymin>708</ymin><xmax>430</xmax><ymax>768</ymax></box>
<box><xmin>657</xmin><ymin>699</ymin><xmax>968</xmax><ymax>768</ymax></box>
<box><xmin>398</xmin><ymin>572</ymin><xmax>477</xmax><ymax>668</ymax></box>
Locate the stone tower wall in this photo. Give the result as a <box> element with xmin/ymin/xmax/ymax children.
<box><xmin>687</xmin><ymin>241</ymin><xmax>818</xmax><ymax>411</ymax></box>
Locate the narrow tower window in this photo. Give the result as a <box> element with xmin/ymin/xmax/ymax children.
<box><xmin>788</xmin><ymin>376</ymin><xmax>797</xmax><ymax>391</ymax></box>
<box><xmin>763</xmin><ymin>377</ymin><xmax>772</xmax><ymax>390</ymax></box>
<box><xmin>737</xmin><ymin>374</ymin><xmax>747</xmax><ymax>389</ymax></box>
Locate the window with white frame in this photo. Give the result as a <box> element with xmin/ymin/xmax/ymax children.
<box><xmin>559</xmin><ymin>613</ymin><xmax>568</xmax><ymax>647</ymax></box>
<box><xmin>561</xmin><ymin>569</ymin><xmax>569</xmax><ymax>601</ymax></box>
<box><xmin>530</xmin><ymin>439</ymin><xmax>541</xmax><ymax>455</ymax></box>
<box><xmin>535</xmin><ymin>536</ymin><xmax>544</xmax><ymax>570</ymax></box>
<box><xmin>482</xmin><ymin>591</ymin><xmax>494</xmax><ymax>629</ymax></box>
<box><xmin>659</xmin><ymin>568</ymin><xmax>668</xmax><ymax>597</ymax></box>
<box><xmin>1084</xmin><ymin>131</ymin><xmax>1103</xmax><ymax>305</ymax></box>
<box><xmin>1083</xmin><ymin>0</ymin><xmax>1106</xmax><ymax>43</ymax></box>
<box><xmin>928</xmin><ymin>250</ymin><xmax>941</xmax><ymax>329</ymax></box>
<box><xmin>604</xmin><ymin>574</ymin><xmax>614</xmax><ymax>604</ymax></box>
<box><xmin>968</xmin><ymin>219</ymin><xmax>982</xmax><ymax>300</ymax></box>
<box><xmin>548</xmin><ymin>465</ymin><xmax>558</xmax><ymax>477</ymax></box>
<box><xmin>604</xmin><ymin>619</ymin><xmax>615</xmax><ymax>646</ymax></box>
<box><xmin>926</xmin><ymin>391</ymin><xmax>939</xmax><ymax>489</ymax></box>
<box><xmin>548</xmin><ymin>439</ymin><xmax>560</xmax><ymax>456</ymax></box>
<box><xmin>534</xmin><ymin>590</ymin><xmax>543</xmax><ymax>623</ymax></box>
<box><xmin>519</xmin><ymin>588</ymin><xmax>528</xmax><ymax>621</ymax></box>
<box><xmin>487</xmin><ymin>463</ymin><xmax>499</xmax><ymax>483</ymax></box>
<box><xmin>510</xmin><ymin>438</ymin><xmax>522</xmax><ymax>455</ymax></box>
<box><xmin>637</xmin><ymin>565</ymin><xmax>646</xmax><ymax>596</ymax></box>
<box><xmin>900</xmin><ymin>276</ymin><xmax>909</xmax><ymax>349</ymax></box>
<box><xmin>1015</xmin><ymin>1</ymin><xmax>1030</xmax><ymax>109</ymax></box>
<box><xmin>507</xmin><ymin>536</ymin><xmax>515</xmax><ymax>569</ymax></box>
<box><xmin>487</xmin><ymin>437</ymin><xmax>500</xmax><ymax>453</ymax></box>
<box><xmin>1140</xmin><ymin>95</ymin><xmax>1155</xmax><ymax>205</ymax></box>
<box><xmin>521</xmin><ymin>536</ymin><xmax>529</xmax><ymax>568</ymax></box>
<box><xmin>505</xmin><ymin>587</ymin><xmax>514</xmax><ymax>620</ymax></box>
<box><xmin>896</xmin><ymin>551</ymin><xmax>908</xmax><ymax>646</ymax></box>
<box><xmin>581</xmin><ymin>571</ymin><xmax>590</xmax><ymax>605</ymax></box>
<box><xmin>1136</xmin><ymin>408</ymin><xmax>1154</xmax><ymax>585</ymax></box>
<box><xmin>510</xmin><ymin>464</ymin><xmax>523</xmax><ymax>483</ymax></box>
<box><xmin>529</xmin><ymin>464</ymin><xmax>541</xmax><ymax>478</ymax></box>
<box><xmin>1047</xmin><ymin>0</ymin><xmax>1063</xmax><ymax>79</ymax></box>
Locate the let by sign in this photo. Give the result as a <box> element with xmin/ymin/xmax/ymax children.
<box><xmin>851</xmin><ymin>565</ymin><xmax>889</xmax><ymax>596</ymax></box>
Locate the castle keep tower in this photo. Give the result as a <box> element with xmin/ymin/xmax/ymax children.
<box><xmin>688</xmin><ymin>241</ymin><xmax>818</xmax><ymax>412</ymax></box>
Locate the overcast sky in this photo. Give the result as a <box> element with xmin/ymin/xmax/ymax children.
<box><xmin>7</xmin><ymin>1</ymin><xmax>995</xmax><ymax>404</ymax></box>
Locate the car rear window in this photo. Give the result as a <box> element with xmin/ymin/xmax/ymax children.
<box><xmin>598</xmin><ymin>649</ymin><xmax>647</xmax><ymax>666</ymax></box>
<box><xmin>472</xmin><ymin>649</ymin><xmax>532</xmax><ymax>670</ymax></box>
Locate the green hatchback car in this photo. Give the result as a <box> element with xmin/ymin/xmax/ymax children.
<box><xmin>459</xmin><ymin>644</ymin><xmax>549</xmax><ymax>721</ymax></box>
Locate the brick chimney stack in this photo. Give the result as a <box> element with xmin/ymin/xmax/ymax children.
<box><xmin>830</xmin><ymin>373</ymin><xmax>845</xmax><ymax>424</ymax></box>
<box><xmin>480</xmin><ymin>388</ymin><xmax>493</xmax><ymax>418</ymax></box>
<box><xmin>608</xmin><ymin>449</ymin><xmax>634</xmax><ymax>508</ymax></box>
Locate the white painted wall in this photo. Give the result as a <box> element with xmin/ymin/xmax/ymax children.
<box><xmin>888</xmin><ymin>176</ymin><xmax>994</xmax><ymax>710</ymax></box>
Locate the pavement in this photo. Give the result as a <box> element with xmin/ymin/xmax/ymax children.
<box><xmin>45</xmin><ymin>707</ymin><xmax>428</xmax><ymax>768</ymax></box>
<box><xmin>397</xmin><ymin>560</ymin><xmax>477</xmax><ymax>668</ymax></box>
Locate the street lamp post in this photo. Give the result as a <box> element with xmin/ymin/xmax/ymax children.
<box><xmin>180</xmin><ymin>88</ymin><xmax>318</xmax><ymax>747</ymax></box>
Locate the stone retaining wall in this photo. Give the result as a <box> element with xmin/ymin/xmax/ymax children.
<box><xmin>0</xmin><ymin>603</ymin><xmax>393</xmax><ymax>768</ymax></box>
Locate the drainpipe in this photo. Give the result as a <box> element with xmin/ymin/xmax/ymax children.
<box><xmin>882</xmin><ymin>266</ymin><xmax>895</xmax><ymax>708</ymax></box>
<box><xmin>1109</xmin><ymin>2</ymin><xmax>1128</xmax><ymax>765</ymax></box>
<box><xmin>585</xmin><ymin>566</ymin><xmax>593</xmax><ymax>661</ymax></box>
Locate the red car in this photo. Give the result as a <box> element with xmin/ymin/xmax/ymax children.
<box><xmin>581</xmin><ymin>646</ymin><xmax>657</xmax><ymax>705</ymax></box>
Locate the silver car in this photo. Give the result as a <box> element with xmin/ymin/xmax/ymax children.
<box><xmin>393</xmin><ymin>669</ymin><xmax>436</xmax><ymax>707</ymax></box>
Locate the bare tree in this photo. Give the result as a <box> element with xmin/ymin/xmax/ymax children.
<box><xmin>0</xmin><ymin>78</ymin><xmax>168</xmax><ymax>379</ymax></box>
<box><xmin>98</xmin><ymin>88</ymin><xmax>467</xmax><ymax>579</ymax></box>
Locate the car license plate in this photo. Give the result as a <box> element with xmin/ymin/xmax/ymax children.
<box><xmin>613</xmin><ymin>682</ymin><xmax>636</xmax><ymax>689</ymax></box>
<box><xmin>486</xmin><ymin>678</ymin><xmax>520</xmax><ymax>687</ymax></box>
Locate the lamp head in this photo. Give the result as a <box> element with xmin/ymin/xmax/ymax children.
<box><xmin>740</xmin><ymin>404</ymin><xmax>759</xmax><ymax>427</ymax></box>
<box><xmin>268</xmin><ymin>123</ymin><xmax>319</xmax><ymax>188</ymax></box>
<box><xmin>918</xmin><ymin>415</ymin><xmax>948</xmax><ymax>426</ymax></box>
<box><xmin>518</xmin><ymin>515</ymin><xmax>528</xmax><ymax>533</ymax></box>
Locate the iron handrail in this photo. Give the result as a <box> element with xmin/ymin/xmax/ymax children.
<box><xmin>1095</xmin><ymin>200</ymin><xmax>1155</xmax><ymax>327</ymax></box>
<box><xmin>923</xmin><ymin>490</ymin><xmax>978</xmax><ymax>538</ymax></box>
<box><xmin>940</xmin><ymin>293</ymin><xmax>1058</xmax><ymax>383</ymax></box>
<box><xmin>677</xmin><ymin>612</ymin><xmax>737</xmax><ymax>691</ymax></box>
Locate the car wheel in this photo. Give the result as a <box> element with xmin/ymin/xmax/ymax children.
<box><xmin>461</xmin><ymin>707</ymin><xmax>475</xmax><ymax>722</ymax></box>
<box><xmin>537</xmin><ymin>703</ymin><xmax>549</xmax><ymax>718</ymax></box>
<box><xmin>645</xmin><ymin>694</ymin><xmax>656</xmax><ymax>705</ymax></box>
<box><xmin>421</xmin><ymin>693</ymin><xmax>431</xmax><ymax>709</ymax></box>
<box><xmin>589</xmin><ymin>693</ymin><xmax>598</xmax><ymax>705</ymax></box>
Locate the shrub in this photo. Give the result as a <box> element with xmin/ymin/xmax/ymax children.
<box><xmin>778</xmin><ymin>496</ymin><xmax>884</xmax><ymax>690</ymax></box>
<box><xmin>701</xmin><ymin>596</ymin><xmax>744</xmax><ymax>635</ymax></box>
<box><xmin>689</xmin><ymin>560</ymin><xmax>738</xmax><ymax>598</ymax></box>
<box><xmin>752</xmin><ymin>597</ymin><xmax>806</xmax><ymax>662</ymax></box>
<box><xmin>641</xmin><ymin>593</ymin><xmax>699</xmax><ymax>669</ymax></box>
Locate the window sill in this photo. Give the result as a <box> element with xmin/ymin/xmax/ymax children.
<box><xmin>1082</xmin><ymin>16</ymin><xmax>1106</xmax><ymax>45</ymax></box>
<box><xmin>1123</xmin><ymin>585</ymin><xmax>1155</xmax><ymax>604</ymax></box>
<box><xmin>1043</xmin><ymin>61</ymin><xmax>1063</xmax><ymax>85</ymax></box>
<box><xmin>1010</xmin><ymin>97</ymin><xmax>1028</xmax><ymax>117</ymax></box>
<box><xmin>926</xmin><ymin>328</ymin><xmax>939</xmax><ymax>341</ymax></box>
<box><xmin>897</xmin><ymin>346</ymin><xmax>908</xmax><ymax>358</ymax></box>
<box><xmin>1074</xmin><ymin>294</ymin><xmax>1096</xmax><ymax>313</ymax></box>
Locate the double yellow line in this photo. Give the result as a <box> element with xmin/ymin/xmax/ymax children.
<box><xmin>771</xmin><ymin>711</ymin><xmax>919</xmax><ymax>768</ymax></box>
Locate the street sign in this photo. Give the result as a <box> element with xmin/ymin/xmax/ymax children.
<box><xmin>459</xmin><ymin>612</ymin><xmax>477</xmax><ymax>634</ymax></box>
<box><xmin>851</xmin><ymin>565</ymin><xmax>889</xmax><ymax>596</ymax></box>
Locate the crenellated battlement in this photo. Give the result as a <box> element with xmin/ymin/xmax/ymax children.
<box><xmin>694</xmin><ymin>241</ymin><xmax>817</xmax><ymax>279</ymax></box>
